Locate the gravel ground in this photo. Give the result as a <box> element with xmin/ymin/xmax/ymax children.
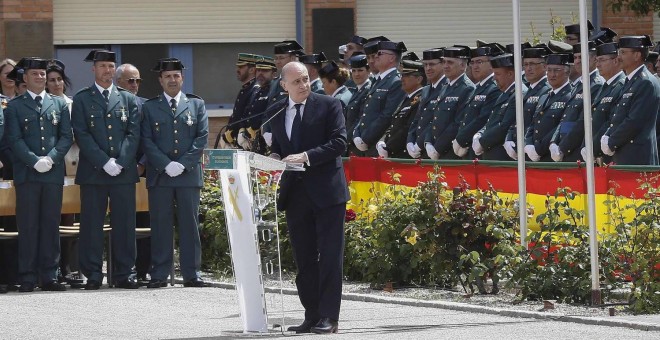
<box><xmin>203</xmin><ymin>271</ymin><xmax>636</xmax><ymax>319</ymax></box>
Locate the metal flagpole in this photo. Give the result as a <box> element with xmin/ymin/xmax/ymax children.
<box><xmin>578</xmin><ymin>0</ymin><xmax>601</xmax><ymax>305</ymax></box>
<box><xmin>512</xmin><ymin>0</ymin><xmax>528</xmax><ymax>249</ymax></box>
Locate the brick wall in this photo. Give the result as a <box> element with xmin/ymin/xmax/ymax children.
<box><xmin>601</xmin><ymin>7</ymin><xmax>654</xmax><ymax>36</ymax></box>
<box><xmin>0</xmin><ymin>0</ymin><xmax>53</xmax><ymax>58</ymax></box>
<box><xmin>304</xmin><ymin>0</ymin><xmax>356</xmax><ymax>52</ymax></box>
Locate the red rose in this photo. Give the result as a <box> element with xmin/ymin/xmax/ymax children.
<box><xmin>345</xmin><ymin>209</ymin><xmax>356</xmax><ymax>222</ymax></box>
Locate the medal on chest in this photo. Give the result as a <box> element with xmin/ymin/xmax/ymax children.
<box><xmin>120</xmin><ymin>107</ymin><xmax>127</xmax><ymax>122</ymax></box>
<box><xmin>51</xmin><ymin>110</ymin><xmax>58</xmax><ymax>125</ymax></box>
<box><xmin>186</xmin><ymin>111</ymin><xmax>193</xmax><ymax>126</ymax></box>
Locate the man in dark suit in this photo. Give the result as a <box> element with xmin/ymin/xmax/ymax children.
<box><xmin>71</xmin><ymin>50</ymin><xmax>141</xmax><ymax>290</ymax></box>
<box><xmin>602</xmin><ymin>35</ymin><xmax>660</xmax><ymax>165</ymax></box>
<box><xmin>353</xmin><ymin>40</ymin><xmax>407</xmax><ymax>156</ymax></box>
<box><xmin>475</xmin><ymin>54</ymin><xmax>528</xmax><ymax>160</ymax></box>
<box><xmin>377</xmin><ymin>59</ymin><xmax>425</xmax><ymax>159</ymax></box>
<box><xmin>5</xmin><ymin>58</ymin><xmax>73</xmax><ymax>292</ymax></box>
<box><xmin>406</xmin><ymin>48</ymin><xmax>446</xmax><ymax>159</ymax></box>
<box><xmin>140</xmin><ymin>58</ymin><xmax>208</xmax><ymax>288</ymax></box>
<box><xmin>425</xmin><ymin>46</ymin><xmax>476</xmax><ymax>160</ymax></box>
<box><xmin>524</xmin><ymin>53</ymin><xmax>573</xmax><ymax>162</ymax></box>
<box><xmin>267</xmin><ymin>61</ymin><xmax>349</xmax><ymax>334</ymax></box>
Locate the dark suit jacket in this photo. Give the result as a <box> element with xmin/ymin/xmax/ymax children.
<box><xmin>71</xmin><ymin>84</ymin><xmax>140</xmax><ymax>185</ymax></box>
<box><xmin>605</xmin><ymin>66</ymin><xmax>660</xmax><ymax>165</ymax></box>
<box><xmin>479</xmin><ymin>83</ymin><xmax>528</xmax><ymax>160</ymax></box>
<box><xmin>140</xmin><ymin>93</ymin><xmax>209</xmax><ymax>188</ymax></box>
<box><xmin>269</xmin><ymin>92</ymin><xmax>350</xmax><ymax>211</ymax></box>
<box><xmin>427</xmin><ymin>73</ymin><xmax>475</xmax><ymax>158</ymax></box>
<box><xmin>455</xmin><ymin>75</ymin><xmax>500</xmax><ymax>147</ymax></box>
<box><xmin>383</xmin><ymin>88</ymin><xmax>423</xmax><ymax>158</ymax></box>
<box><xmin>524</xmin><ymin>82</ymin><xmax>572</xmax><ymax>161</ymax></box>
<box><xmin>5</xmin><ymin>93</ymin><xmax>73</xmax><ymax>185</ymax></box>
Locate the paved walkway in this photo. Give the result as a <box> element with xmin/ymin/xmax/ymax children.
<box><xmin>0</xmin><ymin>284</ymin><xmax>657</xmax><ymax>340</ymax></box>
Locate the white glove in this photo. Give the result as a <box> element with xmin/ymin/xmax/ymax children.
<box><xmin>549</xmin><ymin>143</ymin><xmax>563</xmax><ymax>162</ymax></box>
<box><xmin>263</xmin><ymin>132</ymin><xmax>273</xmax><ymax>147</ymax></box>
<box><xmin>504</xmin><ymin>141</ymin><xmax>517</xmax><ymax>160</ymax></box>
<box><xmin>407</xmin><ymin>142</ymin><xmax>421</xmax><ymax>158</ymax></box>
<box><xmin>524</xmin><ymin>145</ymin><xmax>541</xmax><ymax>162</ymax></box>
<box><xmin>353</xmin><ymin>137</ymin><xmax>368</xmax><ymax>151</ymax></box>
<box><xmin>165</xmin><ymin>161</ymin><xmax>185</xmax><ymax>177</ymax></box>
<box><xmin>110</xmin><ymin>158</ymin><xmax>123</xmax><ymax>171</ymax></box>
<box><xmin>237</xmin><ymin>130</ymin><xmax>251</xmax><ymax>150</ymax></box>
<box><xmin>452</xmin><ymin>139</ymin><xmax>461</xmax><ymax>155</ymax></box>
<box><xmin>0</xmin><ymin>159</ymin><xmax>3</xmax><ymax>169</ymax></box>
<box><xmin>601</xmin><ymin>135</ymin><xmax>615</xmax><ymax>156</ymax></box>
<box><xmin>580</xmin><ymin>147</ymin><xmax>588</xmax><ymax>161</ymax></box>
<box><xmin>471</xmin><ymin>134</ymin><xmax>484</xmax><ymax>155</ymax></box>
<box><xmin>34</xmin><ymin>158</ymin><xmax>52</xmax><ymax>173</ymax></box>
<box><xmin>103</xmin><ymin>158</ymin><xmax>121</xmax><ymax>176</ymax></box>
<box><xmin>425</xmin><ymin>143</ymin><xmax>440</xmax><ymax>160</ymax></box>
<box><xmin>376</xmin><ymin>141</ymin><xmax>388</xmax><ymax>158</ymax></box>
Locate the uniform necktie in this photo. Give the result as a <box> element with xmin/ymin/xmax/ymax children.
<box><xmin>170</xmin><ymin>98</ymin><xmax>177</xmax><ymax>113</ymax></box>
<box><xmin>291</xmin><ymin>103</ymin><xmax>303</xmax><ymax>151</ymax></box>
<box><xmin>102</xmin><ymin>89</ymin><xmax>109</xmax><ymax>103</ymax></box>
<box><xmin>34</xmin><ymin>95</ymin><xmax>42</xmax><ymax>111</ymax></box>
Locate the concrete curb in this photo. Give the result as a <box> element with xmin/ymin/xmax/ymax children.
<box><xmin>190</xmin><ymin>279</ymin><xmax>660</xmax><ymax>332</ymax></box>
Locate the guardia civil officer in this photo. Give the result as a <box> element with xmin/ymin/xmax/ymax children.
<box><xmin>299</xmin><ymin>52</ymin><xmax>327</xmax><ymax>94</ymax></box>
<box><xmin>344</xmin><ymin>54</ymin><xmax>371</xmax><ymax>156</ymax></box>
<box><xmin>223</xmin><ymin>53</ymin><xmax>258</xmax><ymax>149</ymax></box>
<box><xmin>72</xmin><ymin>50</ymin><xmax>140</xmax><ymax>290</ymax></box>
<box><xmin>6</xmin><ymin>58</ymin><xmax>73</xmax><ymax>292</ymax></box>
<box><xmin>140</xmin><ymin>58</ymin><xmax>208</xmax><ymax>288</ymax></box>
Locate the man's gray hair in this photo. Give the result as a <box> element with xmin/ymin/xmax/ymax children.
<box><xmin>115</xmin><ymin>63</ymin><xmax>137</xmax><ymax>80</ymax></box>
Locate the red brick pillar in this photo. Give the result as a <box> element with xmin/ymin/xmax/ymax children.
<box><xmin>601</xmin><ymin>7</ymin><xmax>654</xmax><ymax>36</ymax></box>
<box><xmin>0</xmin><ymin>0</ymin><xmax>54</xmax><ymax>59</ymax></box>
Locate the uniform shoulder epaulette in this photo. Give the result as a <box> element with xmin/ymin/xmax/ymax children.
<box><xmin>185</xmin><ymin>93</ymin><xmax>203</xmax><ymax>100</ymax></box>
<box><xmin>116</xmin><ymin>86</ymin><xmax>129</xmax><ymax>92</ymax></box>
<box><xmin>145</xmin><ymin>95</ymin><xmax>160</xmax><ymax>102</ymax></box>
<box><xmin>75</xmin><ymin>86</ymin><xmax>91</xmax><ymax>95</ymax></box>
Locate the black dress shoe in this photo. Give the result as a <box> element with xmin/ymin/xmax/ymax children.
<box><xmin>18</xmin><ymin>282</ymin><xmax>35</xmax><ymax>293</ymax></box>
<box><xmin>0</xmin><ymin>285</ymin><xmax>7</xmax><ymax>294</ymax></box>
<box><xmin>311</xmin><ymin>318</ymin><xmax>338</xmax><ymax>334</ymax></box>
<box><xmin>114</xmin><ymin>279</ymin><xmax>140</xmax><ymax>289</ymax></box>
<box><xmin>183</xmin><ymin>278</ymin><xmax>207</xmax><ymax>287</ymax></box>
<box><xmin>41</xmin><ymin>281</ymin><xmax>67</xmax><ymax>291</ymax></box>
<box><xmin>147</xmin><ymin>279</ymin><xmax>167</xmax><ymax>288</ymax></box>
<box><xmin>85</xmin><ymin>280</ymin><xmax>101</xmax><ymax>290</ymax></box>
<box><xmin>287</xmin><ymin>319</ymin><xmax>319</xmax><ymax>334</ymax></box>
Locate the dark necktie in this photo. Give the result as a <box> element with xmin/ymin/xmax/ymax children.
<box><xmin>290</xmin><ymin>103</ymin><xmax>303</xmax><ymax>152</ymax></box>
<box><xmin>170</xmin><ymin>98</ymin><xmax>177</xmax><ymax>113</ymax></box>
<box><xmin>34</xmin><ymin>95</ymin><xmax>42</xmax><ymax>111</ymax></box>
<box><xmin>102</xmin><ymin>89</ymin><xmax>109</xmax><ymax>103</ymax></box>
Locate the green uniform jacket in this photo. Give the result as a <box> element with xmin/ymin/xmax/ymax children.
<box><xmin>586</xmin><ymin>72</ymin><xmax>626</xmax><ymax>158</ymax></box>
<box><xmin>71</xmin><ymin>85</ymin><xmax>140</xmax><ymax>185</ymax></box>
<box><xmin>382</xmin><ymin>88</ymin><xmax>423</xmax><ymax>158</ymax></box>
<box><xmin>407</xmin><ymin>80</ymin><xmax>446</xmax><ymax>155</ymax></box>
<box><xmin>506</xmin><ymin>78</ymin><xmax>551</xmax><ymax>143</ymax></box>
<box><xmin>524</xmin><ymin>82</ymin><xmax>573</xmax><ymax>161</ymax></box>
<box><xmin>455</xmin><ymin>75</ymin><xmax>500</xmax><ymax>147</ymax></box>
<box><xmin>311</xmin><ymin>78</ymin><xmax>325</xmax><ymax>95</ymax></box>
<box><xmin>332</xmin><ymin>85</ymin><xmax>353</xmax><ymax>109</ymax></box>
<box><xmin>345</xmin><ymin>79</ymin><xmax>371</xmax><ymax>155</ymax></box>
<box><xmin>140</xmin><ymin>93</ymin><xmax>208</xmax><ymax>188</ymax></box>
<box><xmin>479</xmin><ymin>83</ymin><xmax>528</xmax><ymax>160</ymax></box>
<box><xmin>6</xmin><ymin>93</ymin><xmax>73</xmax><ymax>184</ymax></box>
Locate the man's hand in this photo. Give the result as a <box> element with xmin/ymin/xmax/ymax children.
<box><xmin>353</xmin><ymin>137</ymin><xmax>368</xmax><ymax>151</ymax></box>
<box><xmin>601</xmin><ymin>135</ymin><xmax>615</xmax><ymax>156</ymax></box>
<box><xmin>263</xmin><ymin>132</ymin><xmax>273</xmax><ymax>147</ymax></box>
<box><xmin>580</xmin><ymin>147</ymin><xmax>588</xmax><ymax>161</ymax></box>
<box><xmin>406</xmin><ymin>142</ymin><xmax>421</xmax><ymax>158</ymax></box>
<box><xmin>34</xmin><ymin>157</ymin><xmax>53</xmax><ymax>173</ymax></box>
<box><xmin>165</xmin><ymin>161</ymin><xmax>185</xmax><ymax>177</ymax></box>
<box><xmin>103</xmin><ymin>158</ymin><xmax>121</xmax><ymax>176</ymax></box>
<box><xmin>504</xmin><ymin>141</ymin><xmax>517</xmax><ymax>160</ymax></box>
<box><xmin>425</xmin><ymin>143</ymin><xmax>440</xmax><ymax>160</ymax></box>
<box><xmin>376</xmin><ymin>141</ymin><xmax>388</xmax><ymax>158</ymax></box>
<box><xmin>282</xmin><ymin>152</ymin><xmax>308</xmax><ymax>164</ymax></box>
<box><xmin>549</xmin><ymin>143</ymin><xmax>563</xmax><ymax>162</ymax></box>
<box><xmin>524</xmin><ymin>145</ymin><xmax>541</xmax><ymax>162</ymax></box>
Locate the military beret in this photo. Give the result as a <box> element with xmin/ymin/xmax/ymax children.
<box><xmin>236</xmin><ymin>53</ymin><xmax>258</xmax><ymax>66</ymax></box>
<box><xmin>349</xmin><ymin>54</ymin><xmax>368</xmax><ymax>69</ymax></box>
<box><xmin>423</xmin><ymin>48</ymin><xmax>444</xmax><ymax>60</ymax></box>
<box><xmin>444</xmin><ymin>45</ymin><xmax>471</xmax><ymax>59</ymax></box>
<box><xmin>377</xmin><ymin>41</ymin><xmax>407</xmax><ymax>53</ymax></box>
<box><xmin>402</xmin><ymin>52</ymin><xmax>420</xmax><ymax>61</ymax></box>
<box><xmin>596</xmin><ymin>42</ymin><xmax>618</xmax><ymax>56</ymax></box>
<box><xmin>152</xmin><ymin>58</ymin><xmax>185</xmax><ymax>72</ymax></box>
<box><xmin>565</xmin><ymin>20</ymin><xmax>594</xmax><ymax>35</ymax></box>
<box><xmin>546</xmin><ymin>53</ymin><xmax>573</xmax><ymax>66</ymax></box>
<box><xmin>84</xmin><ymin>50</ymin><xmax>116</xmax><ymax>63</ymax></box>
<box><xmin>490</xmin><ymin>53</ymin><xmax>515</xmax><ymax>68</ymax></box>
<box><xmin>255</xmin><ymin>55</ymin><xmax>276</xmax><ymax>70</ymax></box>
<box><xmin>590</xmin><ymin>27</ymin><xmax>618</xmax><ymax>45</ymax></box>
<box><xmin>572</xmin><ymin>41</ymin><xmax>596</xmax><ymax>53</ymax></box>
<box><xmin>273</xmin><ymin>40</ymin><xmax>304</xmax><ymax>55</ymax></box>
<box><xmin>299</xmin><ymin>52</ymin><xmax>328</xmax><ymax>65</ymax></box>
<box><xmin>619</xmin><ymin>35</ymin><xmax>653</xmax><ymax>49</ymax></box>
